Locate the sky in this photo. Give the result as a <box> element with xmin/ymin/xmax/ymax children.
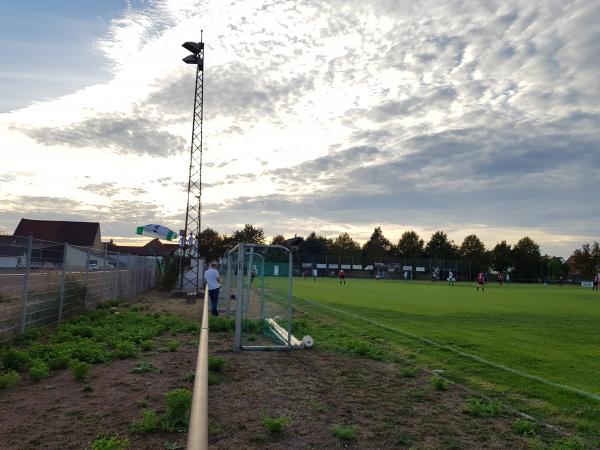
<box><xmin>0</xmin><ymin>0</ymin><xmax>598</xmax><ymax>257</ymax></box>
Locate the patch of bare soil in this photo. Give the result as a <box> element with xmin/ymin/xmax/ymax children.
<box><xmin>0</xmin><ymin>290</ymin><xmax>559</xmax><ymax>449</ymax></box>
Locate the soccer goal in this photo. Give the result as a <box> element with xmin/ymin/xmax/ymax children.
<box><xmin>223</xmin><ymin>243</ymin><xmax>309</xmax><ymax>350</ymax></box>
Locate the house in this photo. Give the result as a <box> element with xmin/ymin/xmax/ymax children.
<box><xmin>14</xmin><ymin>219</ymin><xmax>102</xmax><ymax>249</ymax></box>
<box><xmin>105</xmin><ymin>238</ymin><xmax>179</xmax><ymax>257</ymax></box>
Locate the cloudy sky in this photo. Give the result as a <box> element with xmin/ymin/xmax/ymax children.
<box><xmin>1</xmin><ymin>0</ymin><xmax>598</xmax><ymax>257</ymax></box>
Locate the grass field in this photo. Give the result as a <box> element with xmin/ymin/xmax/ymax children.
<box><xmin>287</xmin><ymin>278</ymin><xmax>600</xmax><ymax>439</ymax></box>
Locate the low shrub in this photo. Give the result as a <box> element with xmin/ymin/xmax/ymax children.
<box><xmin>430</xmin><ymin>375</ymin><xmax>449</xmax><ymax>391</ymax></box>
<box><xmin>139</xmin><ymin>339</ymin><xmax>154</xmax><ymax>351</ymax></box>
<box><xmin>209</xmin><ymin>316</ymin><xmax>235</xmax><ymax>332</ymax></box>
<box><xmin>89</xmin><ymin>435</ymin><xmax>129</xmax><ymax>450</ymax></box>
<box><xmin>512</xmin><ymin>418</ymin><xmax>537</xmax><ymax>436</ymax></box>
<box><xmin>1</xmin><ymin>348</ymin><xmax>31</xmax><ymax>371</ymax></box>
<box><xmin>47</xmin><ymin>354</ymin><xmax>71</xmax><ymax>371</ymax></box>
<box><xmin>0</xmin><ymin>370</ymin><xmax>20</xmax><ymax>389</ymax></box>
<box><xmin>463</xmin><ymin>398</ymin><xmax>503</xmax><ymax>417</ymax></box>
<box><xmin>130</xmin><ymin>409</ymin><xmax>161</xmax><ymax>433</ymax></box>
<box><xmin>330</xmin><ymin>423</ymin><xmax>358</xmax><ymax>440</ymax></box>
<box><xmin>208</xmin><ymin>356</ymin><xmax>225</xmax><ymax>372</ymax></box>
<box><xmin>161</xmin><ymin>389</ymin><xmax>192</xmax><ymax>431</ymax></box>
<box><xmin>29</xmin><ymin>360</ymin><xmax>50</xmax><ymax>382</ymax></box>
<box><xmin>114</xmin><ymin>341</ymin><xmax>137</xmax><ymax>359</ymax></box>
<box><xmin>262</xmin><ymin>415</ymin><xmax>290</xmax><ymax>435</ymax></box>
<box><xmin>399</xmin><ymin>366</ymin><xmax>418</xmax><ymax>378</ymax></box>
<box><xmin>166</xmin><ymin>340</ymin><xmax>180</xmax><ymax>352</ymax></box>
<box><xmin>70</xmin><ymin>360</ymin><xmax>90</xmax><ymax>382</ymax></box>
<box><xmin>131</xmin><ymin>361</ymin><xmax>160</xmax><ymax>374</ymax></box>
<box><xmin>550</xmin><ymin>437</ymin><xmax>585</xmax><ymax>450</ymax></box>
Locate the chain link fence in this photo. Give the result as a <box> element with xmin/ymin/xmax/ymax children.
<box><xmin>0</xmin><ymin>235</ymin><xmax>158</xmax><ymax>342</ymax></box>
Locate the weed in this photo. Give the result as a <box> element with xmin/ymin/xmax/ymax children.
<box><xmin>70</xmin><ymin>360</ymin><xmax>91</xmax><ymax>382</ymax></box>
<box><xmin>181</xmin><ymin>371</ymin><xmax>195</xmax><ymax>383</ymax></box>
<box><xmin>161</xmin><ymin>389</ymin><xmax>192</xmax><ymax>431</ymax></box>
<box><xmin>399</xmin><ymin>366</ymin><xmax>418</xmax><ymax>378</ymax></box>
<box><xmin>1</xmin><ymin>348</ymin><xmax>31</xmax><ymax>371</ymax></box>
<box><xmin>208</xmin><ymin>315</ymin><xmax>235</xmax><ymax>332</ymax></box>
<box><xmin>550</xmin><ymin>437</ymin><xmax>585</xmax><ymax>450</ymax></box>
<box><xmin>163</xmin><ymin>442</ymin><xmax>185</xmax><ymax>450</ymax></box>
<box><xmin>131</xmin><ymin>361</ymin><xmax>160</xmax><ymax>374</ymax></box>
<box><xmin>130</xmin><ymin>410</ymin><xmax>161</xmax><ymax>433</ymax></box>
<box><xmin>47</xmin><ymin>354</ymin><xmax>71</xmax><ymax>371</ymax></box>
<box><xmin>83</xmin><ymin>383</ymin><xmax>94</xmax><ymax>392</ymax></box>
<box><xmin>29</xmin><ymin>360</ymin><xmax>50</xmax><ymax>382</ymax></box>
<box><xmin>308</xmin><ymin>399</ymin><xmax>328</xmax><ymax>413</ymax></box>
<box><xmin>246</xmin><ymin>334</ymin><xmax>256</xmax><ymax>342</ymax></box>
<box><xmin>0</xmin><ymin>370</ymin><xmax>20</xmax><ymax>389</ymax></box>
<box><xmin>166</xmin><ymin>340</ymin><xmax>180</xmax><ymax>352</ymax></box>
<box><xmin>330</xmin><ymin>423</ymin><xmax>358</xmax><ymax>440</ymax></box>
<box><xmin>139</xmin><ymin>339</ymin><xmax>154</xmax><ymax>351</ymax></box>
<box><xmin>208</xmin><ymin>356</ymin><xmax>225</xmax><ymax>372</ymax></box>
<box><xmin>512</xmin><ymin>418</ymin><xmax>537</xmax><ymax>436</ymax></box>
<box><xmin>261</xmin><ymin>415</ymin><xmax>290</xmax><ymax>434</ymax></box>
<box><xmin>114</xmin><ymin>341</ymin><xmax>137</xmax><ymax>359</ymax></box>
<box><xmin>430</xmin><ymin>375</ymin><xmax>449</xmax><ymax>391</ymax></box>
<box><xmin>89</xmin><ymin>435</ymin><xmax>129</xmax><ymax>450</ymax></box>
<box><xmin>208</xmin><ymin>372</ymin><xmax>222</xmax><ymax>385</ymax></box>
<box><xmin>463</xmin><ymin>398</ymin><xmax>503</xmax><ymax>417</ymax></box>
<box><xmin>136</xmin><ymin>400</ymin><xmax>148</xmax><ymax>409</ymax></box>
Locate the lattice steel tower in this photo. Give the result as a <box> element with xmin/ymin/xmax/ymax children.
<box><xmin>180</xmin><ymin>34</ymin><xmax>205</xmax><ymax>293</ymax></box>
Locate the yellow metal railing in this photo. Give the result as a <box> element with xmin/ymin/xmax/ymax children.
<box><xmin>186</xmin><ymin>288</ymin><xmax>209</xmax><ymax>449</ymax></box>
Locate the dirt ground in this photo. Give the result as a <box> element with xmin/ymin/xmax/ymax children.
<box><xmin>0</xmin><ymin>290</ymin><xmax>563</xmax><ymax>449</ymax></box>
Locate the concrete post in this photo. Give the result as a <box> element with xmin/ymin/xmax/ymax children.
<box><xmin>58</xmin><ymin>242</ymin><xmax>68</xmax><ymax>322</ymax></box>
<box><xmin>19</xmin><ymin>236</ymin><xmax>33</xmax><ymax>334</ymax></box>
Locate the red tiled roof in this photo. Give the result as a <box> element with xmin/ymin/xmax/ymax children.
<box><xmin>14</xmin><ymin>218</ymin><xmax>100</xmax><ymax>247</ymax></box>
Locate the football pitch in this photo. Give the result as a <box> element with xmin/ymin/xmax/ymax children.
<box><xmin>288</xmin><ymin>278</ymin><xmax>600</xmax><ymax>433</ymax></box>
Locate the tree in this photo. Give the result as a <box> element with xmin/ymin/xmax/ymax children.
<box><xmin>231</xmin><ymin>224</ymin><xmax>265</xmax><ymax>245</ymax></box>
<box><xmin>199</xmin><ymin>227</ymin><xmax>224</xmax><ymax>262</ymax></box>
<box><xmin>330</xmin><ymin>232</ymin><xmax>361</xmax><ymax>257</ymax></box>
<box><xmin>270</xmin><ymin>234</ymin><xmax>286</xmax><ymax>246</ymax></box>
<box><xmin>301</xmin><ymin>232</ymin><xmax>331</xmax><ymax>255</ymax></box>
<box><xmin>492</xmin><ymin>241</ymin><xmax>512</xmax><ymax>273</ymax></box>
<box><xmin>460</xmin><ymin>234</ymin><xmax>488</xmax><ymax>270</ymax></box>
<box><xmin>571</xmin><ymin>242</ymin><xmax>600</xmax><ymax>278</ymax></box>
<box><xmin>362</xmin><ymin>227</ymin><xmax>393</xmax><ymax>261</ymax></box>
<box><xmin>511</xmin><ymin>237</ymin><xmax>541</xmax><ymax>280</ymax></box>
<box><xmin>396</xmin><ymin>230</ymin><xmax>424</xmax><ymax>258</ymax></box>
<box><xmin>425</xmin><ymin>230</ymin><xmax>458</xmax><ymax>259</ymax></box>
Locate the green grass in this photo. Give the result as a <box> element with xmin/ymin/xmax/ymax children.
<box><xmin>261</xmin><ymin>415</ymin><xmax>290</xmax><ymax>434</ymax></box>
<box><xmin>283</xmin><ymin>278</ymin><xmax>600</xmax><ymax>439</ymax></box>
<box><xmin>330</xmin><ymin>423</ymin><xmax>358</xmax><ymax>440</ymax></box>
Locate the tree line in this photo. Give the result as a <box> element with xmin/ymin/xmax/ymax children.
<box><xmin>197</xmin><ymin>224</ymin><xmax>599</xmax><ymax>280</ymax></box>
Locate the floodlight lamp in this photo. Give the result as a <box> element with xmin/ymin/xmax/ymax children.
<box><xmin>182</xmin><ymin>41</ymin><xmax>203</xmax><ymax>54</ymax></box>
<box><xmin>183</xmin><ymin>54</ymin><xmax>199</xmax><ymax>64</ymax></box>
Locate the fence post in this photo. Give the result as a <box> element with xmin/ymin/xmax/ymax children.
<box><xmin>113</xmin><ymin>252</ymin><xmax>120</xmax><ymax>300</ymax></box>
<box><xmin>225</xmin><ymin>251</ymin><xmax>232</xmax><ymax>315</ymax></box>
<box><xmin>286</xmin><ymin>250</ymin><xmax>293</xmax><ymax>348</ymax></box>
<box><xmin>102</xmin><ymin>246</ymin><xmax>108</xmax><ymax>302</ymax></box>
<box><xmin>234</xmin><ymin>244</ymin><xmax>244</xmax><ymax>349</ymax></box>
<box><xmin>131</xmin><ymin>256</ymin><xmax>137</xmax><ymax>297</ymax></box>
<box><xmin>84</xmin><ymin>248</ymin><xmax>90</xmax><ymax>309</ymax></box>
<box><xmin>140</xmin><ymin>256</ymin><xmax>145</xmax><ymax>292</ymax></box>
<box><xmin>19</xmin><ymin>236</ymin><xmax>33</xmax><ymax>334</ymax></box>
<box><xmin>58</xmin><ymin>242</ymin><xmax>68</xmax><ymax>323</ymax></box>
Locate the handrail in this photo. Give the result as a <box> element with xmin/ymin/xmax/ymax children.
<box><xmin>187</xmin><ymin>288</ymin><xmax>209</xmax><ymax>450</ymax></box>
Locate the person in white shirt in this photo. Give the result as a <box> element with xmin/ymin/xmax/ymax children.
<box><xmin>312</xmin><ymin>268</ymin><xmax>318</xmax><ymax>281</ymax></box>
<box><xmin>204</xmin><ymin>262</ymin><xmax>221</xmax><ymax>315</ymax></box>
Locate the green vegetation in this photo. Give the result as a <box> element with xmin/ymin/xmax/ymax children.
<box><xmin>70</xmin><ymin>360</ymin><xmax>90</xmax><ymax>382</ymax></box>
<box><xmin>512</xmin><ymin>418</ymin><xmax>537</xmax><ymax>436</ymax></box>
<box><xmin>132</xmin><ymin>389</ymin><xmax>193</xmax><ymax>433</ymax></box>
<box><xmin>29</xmin><ymin>360</ymin><xmax>50</xmax><ymax>382</ymax></box>
<box><xmin>430</xmin><ymin>375</ymin><xmax>449</xmax><ymax>391</ymax></box>
<box><xmin>330</xmin><ymin>423</ymin><xmax>358</xmax><ymax>440</ymax></box>
<box><xmin>0</xmin><ymin>370</ymin><xmax>20</xmax><ymax>389</ymax></box>
<box><xmin>261</xmin><ymin>415</ymin><xmax>290</xmax><ymax>434</ymax></box>
<box><xmin>463</xmin><ymin>398</ymin><xmax>503</xmax><ymax>417</ymax></box>
<box><xmin>131</xmin><ymin>361</ymin><xmax>160</xmax><ymax>374</ymax></box>
<box><xmin>88</xmin><ymin>435</ymin><xmax>129</xmax><ymax>450</ymax></box>
<box><xmin>166</xmin><ymin>340</ymin><xmax>180</xmax><ymax>352</ymax></box>
<box><xmin>130</xmin><ymin>410</ymin><xmax>161</xmax><ymax>433</ymax></box>
<box><xmin>286</xmin><ymin>279</ymin><xmax>600</xmax><ymax>438</ymax></box>
<box><xmin>208</xmin><ymin>355</ymin><xmax>225</xmax><ymax>372</ymax></box>
<box><xmin>0</xmin><ymin>308</ymin><xmax>198</xmax><ymax>387</ymax></box>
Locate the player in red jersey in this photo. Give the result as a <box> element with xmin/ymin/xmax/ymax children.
<box><xmin>339</xmin><ymin>269</ymin><xmax>346</xmax><ymax>285</ymax></box>
<box><xmin>476</xmin><ymin>271</ymin><xmax>485</xmax><ymax>292</ymax></box>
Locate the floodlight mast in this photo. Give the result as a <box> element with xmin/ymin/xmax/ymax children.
<box><xmin>180</xmin><ymin>31</ymin><xmax>205</xmax><ymax>293</ymax></box>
